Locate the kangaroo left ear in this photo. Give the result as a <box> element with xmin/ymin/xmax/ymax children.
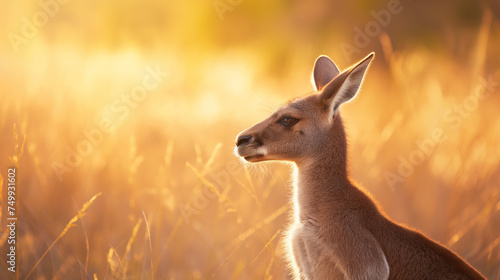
<box><xmin>320</xmin><ymin>53</ymin><xmax>374</xmax><ymax>120</ymax></box>
<box><xmin>312</xmin><ymin>55</ymin><xmax>340</xmax><ymax>91</ymax></box>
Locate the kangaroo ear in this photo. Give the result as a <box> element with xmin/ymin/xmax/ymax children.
<box><xmin>312</xmin><ymin>55</ymin><xmax>340</xmax><ymax>91</ymax></box>
<box><xmin>320</xmin><ymin>53</ymin><xmax>374</xmax><ymax>120</ymax></box>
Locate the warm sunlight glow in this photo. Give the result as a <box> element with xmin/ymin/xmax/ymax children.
<box><xmin>0</xmin><ymin>0</ymin><xmax>498</xmax><ymax>279</ymax></box>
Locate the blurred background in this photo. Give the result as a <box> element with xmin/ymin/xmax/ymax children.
<box><xmin>1</xmin><ymin>0</ymin><xmax>499</xmax><ymax>279</ymax></box>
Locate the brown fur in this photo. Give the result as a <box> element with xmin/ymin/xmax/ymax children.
<box><xmin>235</xmin><ymin>53</ymin><xmax>485</xmax><ymax>280</ymax></box>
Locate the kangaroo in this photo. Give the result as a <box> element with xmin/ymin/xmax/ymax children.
<box><xmin>234</xmin><ymin>53</ymin><xmax>485</xmax><ymax>280</ymax></box>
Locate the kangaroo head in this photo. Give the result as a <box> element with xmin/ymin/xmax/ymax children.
<box><xmin>235</xmin><ymin>53</ymin><xmax>374</xmax><ymax>164</ymax></box>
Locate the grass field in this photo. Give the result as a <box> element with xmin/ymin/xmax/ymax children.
<box><xmin>1</xmin><ymin>1</ymin><xmax>499</xmax><ymax>279</ymax></box>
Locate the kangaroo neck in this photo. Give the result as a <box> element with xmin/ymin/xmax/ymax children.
<box><xmin>293</xmin><ymin>115</ymin><xmax>351</xmax><ymax>221</ymax></box>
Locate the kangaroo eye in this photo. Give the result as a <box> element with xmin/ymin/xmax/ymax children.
<box><xmin>279</xmin><ymin>116</ymin><xmax>299</xmax><ymax>127</ymax></box>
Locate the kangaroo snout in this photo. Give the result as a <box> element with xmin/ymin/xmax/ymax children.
<box><xmin>235</xmin><ymin>129</ymin><xmax>268</xmax><ymax>162</ymax></box>
<box><xmin>236</xmin><ymin>134</ymin><xmax>253</xmax><ymax>147</ymax></box>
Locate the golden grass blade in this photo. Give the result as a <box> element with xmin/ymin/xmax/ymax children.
<box><xmin>477</xmin><ymin>236</ymin><xmax>500</xmax><ymax>259</ymax></box>
<box><xmin>229</xmin><ymin>204</ymin><xmax>288</xmax><ymax>249</ymax></box>
<box><xmin>121</xmin><ymin>218</ymin><xmax>142</xmax><ymax>279</ymax></box>
<box><xmin>107</xmin><ymin>246</ymin><xmax>122</xmax><ymax>276</ymax></box>
<box><xmin>210</xmin><ymin>241</ymin><xmax>243</xmax><ymax>279</ymax></box>
<box><xmin>242</xmin><ymin>168</ymin><xmax>262</xmax><ymax>207</ymax></box>
<box><xmin>244</xmin><ymin>167</ymin><xmax>257</xmax><ymax>197</ymax></box>
<box><xmin>245</xmin><ymin>229</ymin><xmax>281</xmax><ymax>273</ymax></box>
<box><xmin>212</xmin><ymin>209</ymin><xmax>285</xmax><ymax>279</ymax></box>
<box><xmin>210</xmin><ymin>204</ymin><xmax>288</xmax><ymax>279</ymax></box>
<box><xmin>9</xmin><ymin>123</ymin><xmax>26</xmax><ymax>168</ymax></box>
<box><xmin>447</xmin><ymin>191</ymin><xmax>498</xmax><ymax>247</ymax></box>
<box><xmin>201</xmin><ymin>143</ymin><xmax>223</xmax><ymax>175</ymax></box>
<box><xmin>471</xmin><ymin>8</ymin><xmax>492</xmax><ymax>80</ymax></box>
<box><xmin>236</xmin><ymin>179</ymin><xmax>259</xmax><ymax>204</ymax></box>
<box><xmin>153</xmin><ymin>217</ymin><xmax>183</xmax><ymax>275</ymax></box>
<box><xmin>186</xmin><ymin>162</ymin><xmax>236</xmax><ymax>208</ymax></box>
<box><xmin>81</xmin><ymin>216</ymin><xmax>90</xmax><ymax>276</ymax></box>
<box><xmin>264</xmin><ymin>255</ymin><xmax>275</xmax><ymax>280</ymax></box>
<box><xmin>142</xmin><ymin>211</ymin><xmax>154</xmax><ymax>278</ymax></box>
<box><xmin>71</xmin><ymin>191</ymin><xmax>92</xmax><ymax>277</ymax></box>
<box><xmin>164</xmin><ymin>218</ymin><xmax>182</xmax><ymax>251</ymax></box>
<box><xmin>195</xmin><ymin>143</ymin><xmax>203</xmax><ymax>165</ymax></box>
<box><xmin>24</xmin><ymin>193</ymin><xmax>101</xmax><ymax>280</ymax></box>
<box><xmin>262</xmin><ymin>175</ymin><xmax>279</xmax><ymax>201</ymax></box>
<box><xmin>221</xmin><ymin>184</ymin><xmax>235</xmax><ymax>213</ymax></box>
<box><xmin>378</xmin><ymin>32</ymin><xmax>393</xmax><ymax>64</ymax></box>
<box><xmin>27</xmin><ymin>143</ymin><xmax>47</xmax><ymax>188</ymax></box>
<box><xmin>186</xmin><ymin>162</ymin><xmax>223</xmax><ymax>198</ymax></box>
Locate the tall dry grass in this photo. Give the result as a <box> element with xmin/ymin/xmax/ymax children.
<box><xmin>0</xmin><ymin>1</ymin><xmax>499</xmax><ymax>279</ymax></box>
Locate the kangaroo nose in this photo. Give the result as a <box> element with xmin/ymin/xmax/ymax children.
<box><xmin>236</xmin><ymin>135</ymin><xmax>253</xmax><ymax>147</ymax></box>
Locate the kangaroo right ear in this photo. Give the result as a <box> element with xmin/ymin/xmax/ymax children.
<box><xmin>312</xmin><ymin>55</ymin><xmax>340</xmax><ymax>91</ymax></box>
<box><xmin>319</xmin><ymin>53</ymin><xmax>374</xmax><ymax>121</ymax></box>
